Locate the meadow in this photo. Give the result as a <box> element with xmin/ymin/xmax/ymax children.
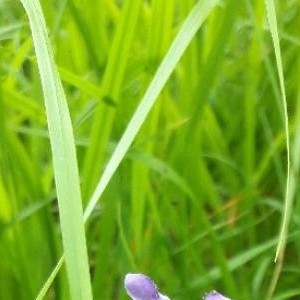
<box><xmin>0</xmin><ymin>0</ymin><xmax>300</xmax><ymax>299</ymax></box>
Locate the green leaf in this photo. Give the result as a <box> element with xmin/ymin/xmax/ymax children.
<box><xmin>265</xmin><ymin>0</ymin><xmax>290</xmax><ymax>263</ymax></box>
<box><xmin>19</xmin><ymin>0</ymin><xmax>93</xmax><ymax>299</ymax></box>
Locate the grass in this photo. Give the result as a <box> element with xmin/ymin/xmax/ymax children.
<box><xmin>19</xmin><ymin>1</ymin><xmax>92</xmax><ymax>300</ymax></box>
<box><xmin>0</xmin><ymin>0</ymin><xmax>300</xmax><ymax>299</ymax></box>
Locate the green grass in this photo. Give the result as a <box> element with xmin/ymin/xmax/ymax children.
<box><xmin>1</xmin><ymin>0</ymin><xmax>300</xmax><ymax>299</ymax></box>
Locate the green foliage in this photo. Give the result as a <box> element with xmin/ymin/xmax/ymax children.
<box><xmin>19</xmin><ymin>0</ymin><xmax>93</xmax><ymax>299</ymax></box>
<box><xmin>1</xmin><ymin>0</ymin><xmax>300</xmax><ymax>299</ymax></box>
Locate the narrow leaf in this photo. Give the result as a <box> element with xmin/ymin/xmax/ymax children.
<box><xmin>19</xmin><ymin>0</ymin><xmax>93</xmax><ymax>299</ymax></box>
<box><xmin>265</xmin><ymin>0</ymin><xmax>291</xmax><ymax>263</ymax></box>
<box><xmin>84</xmin><ymin>0</ymin><xmax>220</xmax><ymax>221</ymax></box>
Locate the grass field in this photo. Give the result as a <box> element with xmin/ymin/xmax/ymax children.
<box><xmin>1</xmin><ymin>0</ymin><xmax>300</xmax><ymax>299</ymax></box>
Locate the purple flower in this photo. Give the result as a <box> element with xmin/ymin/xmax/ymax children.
<box><xmin>124</xmin><ymin>273</ymin><xmax>231</xmax><ymax>300</ymax></box>
<box><xmin>124</xmin><ymin>273</ymin><xmax>170</xmax><ymax>300</ymax></box>
<box><xmin>204</xmin><ymin>290</ymin><xmax>231</xmax><ymax>300</ymax></box>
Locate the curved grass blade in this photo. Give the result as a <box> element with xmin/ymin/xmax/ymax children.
<box><xmin>84</xmin><ymin>0</ymin><xmax>220</xmax><ymax>221</ymax></box>
<box><xmin>19</xmin><ymin>0</ymin><xmax>93</xmax><ymax>299</ymax></box>
<box><xmin>265</xmin><ymin>0</ymin><xmax>290</xmax><ymax>263</ymax></box>
<box><xmin>265</xmin><ymin>0</ymin><xmax>292</xmax><ymax>299</ymax></box>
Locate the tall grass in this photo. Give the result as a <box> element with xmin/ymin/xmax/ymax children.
<box><xmin>19</xmin><ymin>1</ymin><xmax>93</xmax><ymax>300</ymax></box>
<box><xmin>1</xmin><ymin>0</ymin><xmax>300</xmax><ymax>299</ymax></box>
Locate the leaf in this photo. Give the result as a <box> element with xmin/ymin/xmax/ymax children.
<box><xmin>19</xmin><ymin>0</ymin><xmax>93</xmax><ymax>299</ymax></box>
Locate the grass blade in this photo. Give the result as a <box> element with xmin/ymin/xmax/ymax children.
<box><xmin>35</xmin><ymin>256</ymin><xmax>65</xmax><ymax>300</ymax></box>
<box><xmin>265</xmin><ymin>0</ymin><xmax>290</xmax><ymax>261</ymax></box>
<box><xmin>265</xmin><ymin>0</ymin><xmax>292</xmax><ymax>298</ymax></box>
<box><xmin>19</xmin><ymin>0</ymin><xmax>93</xmax><ymax>299</ymax></box>
<box><xmin>265</xmin><ymin>0</ymin><xmax>290</xmax><ymax>262</ymax></box>
<box><xmin>84</xmin><ymin>0</ymin><xmax>220</xmax><ymax>221</ymax></box>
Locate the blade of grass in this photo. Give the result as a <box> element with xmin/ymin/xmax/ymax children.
<box><xmin>19</xmin><ymin>0</ymin><xmax>93</xmax><ymax>299</ymax></box>
<box><xmin>35</xmin><ymin>256</ymin><xmax>65</xmax><ymax>300</ymax></box>
<box><xmin>84</xmin><ymin>0</ymin><xmax>220</xmax><ymax>221</ymax></box>
<box><xmin>264</xmin><ymin>0</ymin><xmax>291</xmax><ymax>298</ymax></box>
<box><xmin>265</xmin><ymin>0</ymin><xmax>290</xmax><ymax>262</ymax></box>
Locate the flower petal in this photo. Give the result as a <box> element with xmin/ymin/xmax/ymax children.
<box><xmin>124</xmin><ymin>273</ymin><xmax>160</xmax><ymax>300</ymax></box>
<box><xmin>204</xmin><ymin>290</ymin><xmax>231</xmax><ymax>300</ymax></box>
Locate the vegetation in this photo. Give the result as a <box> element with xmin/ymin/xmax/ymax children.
<box><xmin>0</xmin><ymin>0</ymin><xmax>299</xmax><ymax>299</ymax></box>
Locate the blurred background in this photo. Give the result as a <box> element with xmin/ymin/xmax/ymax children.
<box><xmin>0</xmin><ymin>0</ymin><xmax>300</xmax><ymax>299</ymax></box>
